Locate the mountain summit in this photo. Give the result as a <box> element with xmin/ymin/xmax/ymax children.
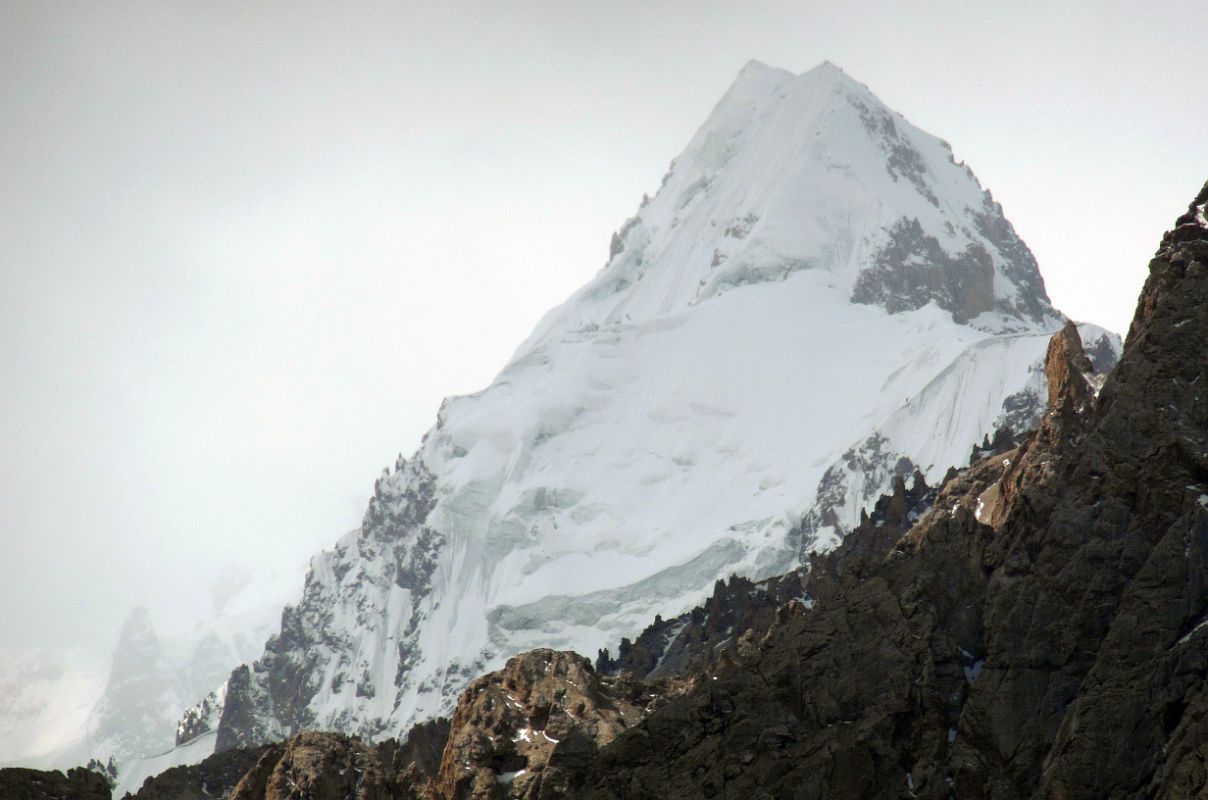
<box><xmin>528</xmin><ymin>59</ymin><xmax>1056</xmax><ymax>339</ymax></box>
<box><xmin>165</xmin><ymin>62</ymin><xmax>1114</xmax><ymax>766</ymax></box>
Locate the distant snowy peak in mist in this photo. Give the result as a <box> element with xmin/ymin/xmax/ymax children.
<box><xmin>0</xmin><ymin>572</ymin><xmax>293</xmax><ymax>793</ymax></box>
<box><xmin>523</xmin><ymin>59</ymin><xmax>1056</xmax><ymax>350</ymax></box>
<box><xmin>161</xmin><ymin>61</ymin><xmax>1116</xmax><ymax>762</ymax></box>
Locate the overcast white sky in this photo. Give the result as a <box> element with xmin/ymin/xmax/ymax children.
<box><xmin>2</xmin><ymin>0</ymin><xmax>1206</xmax><ymax>661</ymax></box>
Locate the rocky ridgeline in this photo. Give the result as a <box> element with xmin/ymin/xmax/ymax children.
<box><xmin>121</xmin><ymin>746</ymin><xmax>272</xmax><ymax>800</ymax></box>
<box><xmin>126</xmin><ymin>719</ymin><xmax>447</xmax><ymax>800</ymax></box>
<box><xmin>123</xmin><ymin>650</ymin><xmax>673</xmax><ymax>799</ymax></box>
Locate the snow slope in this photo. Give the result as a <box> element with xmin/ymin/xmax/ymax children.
<box><xmin>537</xmin><ymin>60</ymin><xmax>1054</xmax><ymax>334</ymax></box>
<box><xmin>190</xmin><ymin>61</ymin><xmax>1117</xmax><ymax>753</ymax></box>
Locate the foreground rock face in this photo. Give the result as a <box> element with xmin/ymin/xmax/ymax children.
<box><xmin>433</xmin><ymin>649</ymin><xmax>668</xmax><ymax>800</ymax></box>
<box><xmin>157</xmin><ymin>651</ymin><xmax>663</xmax><ymax>800</ymax></box>
<box><xmin>228</xmin><ymin>732</ymin><xmax>405</xmax><ymax>800</ymax></box>
<box><xmin>126</xmin><ymin>722</ymin><xmax>447</xmax><ymax>800</ymax></box>
<box><xmin>0</xmin><ymin>767</ymin><xmax>111</xmax><ymax>800</ymax></box>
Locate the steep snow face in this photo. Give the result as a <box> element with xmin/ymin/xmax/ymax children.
<box><xmin>526</xmin><ymin>60</ymin><xmax>1058</xmax><ymax>338</ymax></box>
<box><xmin>205</xmin><ymin>62</ymin><xmax>1110</xmax><ymax>749</ymax></box>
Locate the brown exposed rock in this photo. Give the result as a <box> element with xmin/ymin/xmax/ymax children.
<box><xmin>986</xmin><ymin>320</ymin><xmax>1095</xmax><ymax>531</ymax></box>
<box><xmin>1044</xmin><ymin>320</ymin><xmax>1094</xmax><ymax>415</ymax></box>
<box><xmin>226</xmin><ymin>730</ymin><xmax>420</xmax><ymax>800</ymax></box>
<box><xmin>151</xmin><ymin>720</ymin><xmax>447</xmax><ymax>800</ymax></box>
<box><xmin>433</xmin><ymin>649</ymin><xmax>667</xmax><ymax>799</ymax></box>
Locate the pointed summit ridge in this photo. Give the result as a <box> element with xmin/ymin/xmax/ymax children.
<box><xmin>539</xmin><ymin>61</ymin><xmax>1055</xmax><ymax>338</ymax></box>
<box><xmin>737</xmin><ymin>58</ymin><xmax>780</xmax><ymax>75</ymax></box>
<box><xmin>804</xmin><ymin>59</ymin><xmax>851</xmax><ymax>81</ymax></box>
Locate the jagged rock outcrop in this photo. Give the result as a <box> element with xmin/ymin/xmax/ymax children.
<box><xmin>229</xmin><ymin>732</ymin><xmax>408</xmax><ymax>800</ymax></box>
<box><xmin>215</xmin><ymin>664</ymin><xmax>283</xmax><ymax>753</ymax></box>
<box><xmin>594</xmin><ymin>571</ymin><xmax>807</xmax><ymax>681</ymax></box>
<box><xmin>0</xmin><ymin>766</ymin><xmax>111</xmax><ymax>800</ymax></box>
<box><xmin>968</xmin><ymin>424</ymin><xmax>1020</xmax><ymax>467</ymax></box>
<box><xmin>432</xmin><ymin>649</ymin><xmax>666</xmax><ymax>800</ymax></box>
<box><xmin>851</xmin><ymin>216</ymin><xmax>997</xmax><ymax>323</ymax></box>
<box><xmin>1044</xmin><ymin>319</ymin><xmax>1095</xmax><ymax>415</ymax></box>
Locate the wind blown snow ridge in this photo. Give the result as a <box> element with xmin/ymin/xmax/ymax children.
<box><xmin>519</xmin><ymin>59</ymin><xmax>1057</xmax><ymax>345</ymax></box>
<box><xmin>167</xmin><ymin>61</ymin><xmax>1117</xmax><ymax>760</ymax></box>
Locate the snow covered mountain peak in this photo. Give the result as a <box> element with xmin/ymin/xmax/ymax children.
<box><xmin>528</xmin><ymin>61</ymin><xmax>1056</xmax><ymax>349</ymax></box>
<box><xmin>175</xmin><ymin>62</ymin><xmax>1116</xmax><ymax>758</ymax></box>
